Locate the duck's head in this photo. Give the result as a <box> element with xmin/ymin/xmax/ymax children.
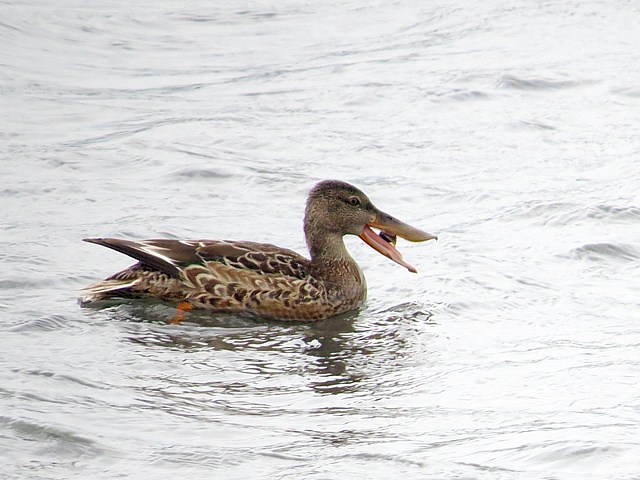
<box><xmin>304</xmin><ymin>180</ymin><xmax>437</xmax><ymax>272</ymax></box>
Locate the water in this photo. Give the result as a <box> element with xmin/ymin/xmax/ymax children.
<box><xmin>1</xmin><ymin>0</ymin><xmax>639</xmax><ymax>478</ymax></box>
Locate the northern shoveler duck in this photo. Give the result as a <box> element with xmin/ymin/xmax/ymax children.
<box><xmin>82</xmin><ymin>180</ymin><xmax>436</xmax><ymax>321</ymax></box>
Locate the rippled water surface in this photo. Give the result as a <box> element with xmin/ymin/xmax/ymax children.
<box><xmin>2</xmin><ymin>1</ymin><xmax>639</xmax><ymax>478</ymax></box>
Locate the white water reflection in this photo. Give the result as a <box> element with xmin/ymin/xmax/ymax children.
<box><xmin>1</xmin><ymin>1</ymin><xmax>639</xmax><ymax>478</ymax></box>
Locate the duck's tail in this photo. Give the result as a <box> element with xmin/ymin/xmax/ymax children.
<box><xmin>79</xmin><ymin>278</ymin><xmax>141</xmax><ymax>303</ymax></box>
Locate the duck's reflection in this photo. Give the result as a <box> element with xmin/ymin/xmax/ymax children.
<box><xmin>97</xmin><ymin>300</ymin><xmax>435</xmax><ymax>396</ymax></box>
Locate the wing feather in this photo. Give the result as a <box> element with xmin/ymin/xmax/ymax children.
<box><xmin>84</xmin><ymin>238</ymin><xmax>310</xmax><ymax>281</ymax></box>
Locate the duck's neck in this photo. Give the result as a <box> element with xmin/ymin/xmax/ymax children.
<box><xmin>305</xmin><ymin>228</ymin><xmax>363</xmax><ymax>285</ymax></box>
<box><xmin>307</xmin><ymin>230</ymin><xmax>349</xmax><ymax>264</ymax></box>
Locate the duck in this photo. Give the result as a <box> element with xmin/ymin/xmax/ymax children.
<box><xmin>82</xmin><ymin>180</ymin><xmax>437</xmax><ymax>321</ymax></box>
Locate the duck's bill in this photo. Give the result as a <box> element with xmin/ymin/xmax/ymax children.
<box><xmin>359</xmin><ymin>212</ymin><xmax>437</xmax><ymax>273</ymax></box>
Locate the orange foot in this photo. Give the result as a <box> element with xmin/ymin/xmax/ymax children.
<box><xmin>170</xmin><ymin>301</ymin><xmax>193</xmax><ymax>324</ymax></box>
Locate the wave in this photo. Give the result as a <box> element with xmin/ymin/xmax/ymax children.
<box><xmin>564</xmin><ymin>243</ymin><xmax>640</xmax><ymax>262</ymax></box>
<box><xmin>496</xmin><ymin>74</ymin><xmax>588</xmax><ymax>91</ymax></box>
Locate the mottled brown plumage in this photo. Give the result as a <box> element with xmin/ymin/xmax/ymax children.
<box><xmin>82</xmin><ymin>180</ymin><xmax>437</xmax><ymax>321</ymax></box>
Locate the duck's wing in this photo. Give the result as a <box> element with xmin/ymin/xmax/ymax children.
<box><xmin>83</xmin><ymin>238</ymin><xmax>311</xmax><ymax>280</ymax></box>
<box><xmin>83</xmin><ymin>238</ymin><xmax>344</xmax><ymax>320</ymax></box>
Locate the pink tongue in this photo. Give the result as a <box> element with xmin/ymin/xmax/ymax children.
<box><xmin>360</xmin><ymin>225</ymin><xmax>417</xmax><ymax>273</ymax></box>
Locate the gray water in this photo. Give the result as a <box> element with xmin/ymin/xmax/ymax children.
<box><xmin>1</xmin><ymin>1</ymin><xmax>639</xmax><ymax>478</ymax></box>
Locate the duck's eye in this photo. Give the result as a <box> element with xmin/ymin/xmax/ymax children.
<box><xmin>348</xmin><ymin>196</ymin><xmax>361</xmax><ymax>207</ymax></box>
